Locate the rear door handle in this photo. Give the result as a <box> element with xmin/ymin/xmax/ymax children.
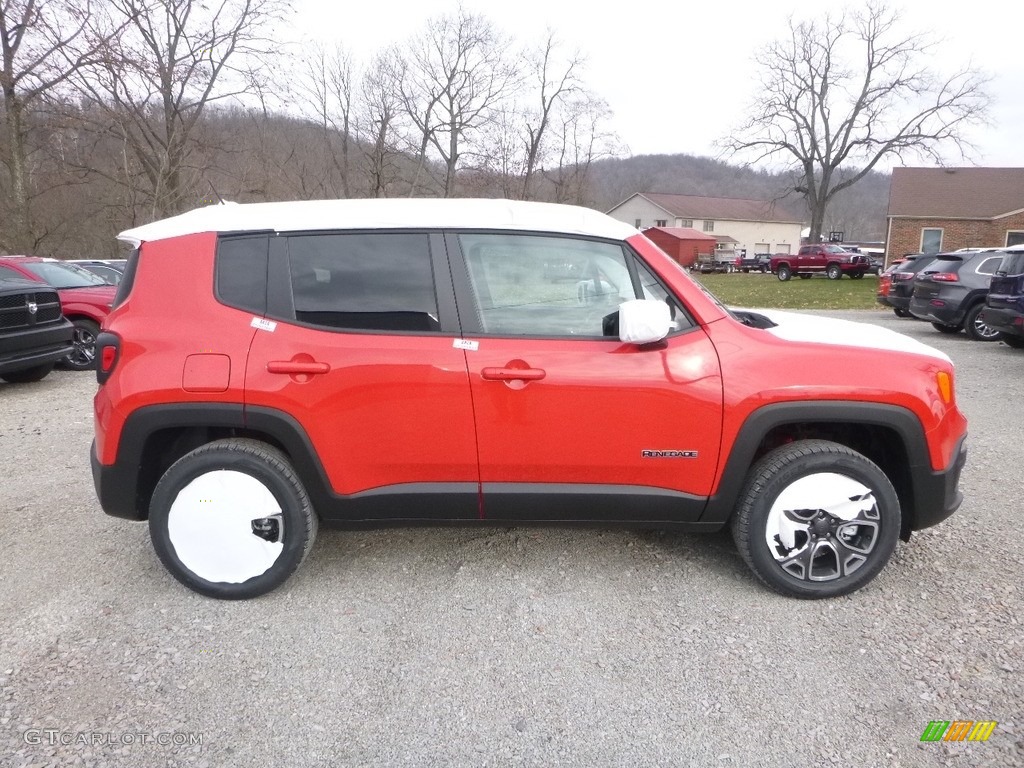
<box><xmin>481</xmin><ymin>367</ymin><xmax>546</xmax><ymax>381</ymax></box>
<box><xmin>267</xmin><ymin>360</ymin><xmax>331</xmax><ymax>375</ymax></box>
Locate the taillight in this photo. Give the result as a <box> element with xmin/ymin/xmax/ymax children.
<box><xmin>930</xmin><ymin>273</ymin><xmax>959</xmax><ymax>282</ymax></box>
<box><xmin>95</xmin><ymin>331</ymin><xmax>121</xmax><ymax>385</ymax></box>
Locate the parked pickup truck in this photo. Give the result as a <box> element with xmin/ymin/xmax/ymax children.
<box><xmin>0</xmin><ymin>275</ymin><xmax>74</xmax><ymax>383</ymax></box>
<box><xmin>735</xmin><ymin>253</ymin><xmax>771</xmax><ymax>273</ymax></box>
<box><xmin>771</xmin><ymin>245</ymin><xmax>871</xmax><ymax>281</ymax></box>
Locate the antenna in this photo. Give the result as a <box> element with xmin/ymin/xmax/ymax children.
<box><xmin>208</xmin><ymin>181</ymin><xmax>225</xmax><ymax>205</ymax></box>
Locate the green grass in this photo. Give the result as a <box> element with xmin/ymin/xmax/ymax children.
<box><xmin>691</xmin><ymin>272</ymin><xmax>885</xmax><ymax>310</ymax></box>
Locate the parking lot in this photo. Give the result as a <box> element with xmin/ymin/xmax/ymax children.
<box><xmin>1</xmin><ymin>309</ymin><xmax>1021</xmax><ymax>767</ymax></box>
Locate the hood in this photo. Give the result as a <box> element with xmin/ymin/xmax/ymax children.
<box><xmin>58</xmin><ymin>284</ymin><xmax>117</xmax><ymax>303</ymax></box>
<box><xmin>747</xmin><ymin>308</ymin><xmax>951</xmax><ymax>363</ymax></box>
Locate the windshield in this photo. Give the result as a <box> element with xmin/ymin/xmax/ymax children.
<box><xmin>23</xmin><ymin>261</ymin><xmax>109</xmax><ymax>289</ymax></box>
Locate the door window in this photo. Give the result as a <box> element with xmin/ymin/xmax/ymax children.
<box><xmin>460</xmin><ymin>234</ymin><xmax>638</xmax><ymax>338</ymax></box>
<box><xmin>286</xmin><ymin>233</ymin><xmax>439</xmax><ymax>332</ymax></box>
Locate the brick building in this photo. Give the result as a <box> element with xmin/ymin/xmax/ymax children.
<box><xmin>886</xmin><ymin>167</ymin><xmax>1024</xmax><ymax>260</ymax></box>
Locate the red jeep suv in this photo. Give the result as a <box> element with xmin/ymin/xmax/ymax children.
<box><xmin>91</xmin><ymin>200</ymin><xmax>968</xmax><ymax>600</ymax></box>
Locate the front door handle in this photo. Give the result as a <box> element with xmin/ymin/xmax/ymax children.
<box><xmin>481</xmin><ymin>366</ymin><xmax>546</xmax><ymax>382</ymax></box>
<box><xmin>267</xmin><ymin>360</ymin><xmax>331</xmax><ymax>375</ymax></box>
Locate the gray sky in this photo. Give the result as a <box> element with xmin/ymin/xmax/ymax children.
<box><xmin>294</xmin><ymin>0</ymin><xmax>1022</xmax><ymax>170</ymax></box>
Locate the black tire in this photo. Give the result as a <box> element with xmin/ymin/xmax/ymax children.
<box><xmin>63</xmin><ymin>318</ymin><xmax>100</xmax><ymax>370</ymax></box>
<box><xmin>1000</xmin><ymin>333</ymin><xmax>1024</xmax><ymax>349</ymax></box>
<box><xmin>148</xmin><ymin>438</ymin><xmax>318</xmax><ymax>599</ymax></box>
<box><xmin>826</xmin><ymin>263</ymin><xmax>842</xmax><ymax>280</ymax></box>
<box><xmin>963</xmin><ymin>303</ymin><xmax>1000</xmax><ymax>342</ymax></box>
<box><xmin>850</xmin><ymin>271</ymin><xmax>865</xmax><ymax>280</ymax></box>
<box><xmin>931</xmin><ymin>322</ymin><xmax>962</xmax><ymax>335</ymax></box>
<box><xmin>759</xmin><ymin>266</ymin><xmax>767</xmax><ymax>274</ymax></box>
<box><xmin>0</xmin><ymin>363</ymin><xmax>55</xmax><ymax>384</ymax></box>
<box><xmin>893</xmin><ymin>307</ymin><xmax>910</xmax><ymax>318</ymax></box>
<box><xmin>730</xmin><ymin>440</ymin><xmax>900</xmax><ymax>599</ymax></box>
<box><xmin>798</xmin><ymin>274</ymin><xmax>813</xmax><ymax>279</ymax></box>
<box><xmin>776</xmin><ymin>265</ymin><xmax>792</xmax><ymax>281</ymax></box>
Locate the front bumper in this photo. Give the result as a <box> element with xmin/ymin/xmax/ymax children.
<box><xmin>910</xmin><ymin>434</ymin><xmax>967</xmax><ymax>532</ymax></box>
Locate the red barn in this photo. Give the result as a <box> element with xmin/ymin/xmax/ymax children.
<box><xmin>642</xmin><ymin>227</ymin><xmax>717</xmax><ymax>268</ymax></box>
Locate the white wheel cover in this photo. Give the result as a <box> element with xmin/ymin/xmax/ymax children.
<box><xmin>766</xmin><ymin>472</ymin><xmax>873</xmax><ymax>553</ymax></box>
<box><xmin>167</xmin><ymin>470</ymin><xmax>284</xmax><ymax>583</ymax></box>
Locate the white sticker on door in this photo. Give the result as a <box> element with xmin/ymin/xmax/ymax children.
<box><xmin>251</xmin><ymin>317</ymin><xmax>277</xmax><ymax>332</ymax></box>
<box><xmin>453</xmin><ymin>339</ymin><xmax>479</xmax><ymax>351</ymax></box>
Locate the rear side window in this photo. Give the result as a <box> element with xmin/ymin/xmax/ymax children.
<box><xmin>975</xmin><ymin>256</ymin><xmax>1003</xmax><ymax>275</ymax></box>
<box><xmin>216</xmin><ymin>236</ymin><xmax>268</xmax><ymax>314</ymax></box>
<box><xmin>287</xmin><ymin>233</ymin><xmax>439</xmax><ymax>333</ymax></box>
<box><xmin>997</xmin><ymin>253</ymin><xmax>1024</xmax><ymax>275</ymax></box>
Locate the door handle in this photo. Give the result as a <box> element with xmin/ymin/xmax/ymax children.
<box><xmin>267</xmin><ymin>360</ymin><xmax>331</xmax><ymax>375</ymax></box>
<box><xmin>481</xmin><ymin>366</ymin><xmax>546</xmax><ymax>381</ymax></box>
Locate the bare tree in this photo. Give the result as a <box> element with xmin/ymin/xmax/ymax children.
<box><xmin>79</xmin><ymin>0</ymin><xmax>287</xmax><ymax>220</ymax></box>
<box><xmin>545</xmin><ymin>92</ymin><xmax>622</xmax><ymax>206</ymax></box>
<box><xmin>358</xmin><ymin>47</ymin><xmax>404</xmax><ymax>198</ymax></box>
<box><xmin>0</xmin><ymin>0</ymin><xmax>110</xmax><ymax>251</ymax></box>
<box><xmin>519</xmin><ymin>31</ymin><xmax>581</xmax><ymax>200</ymax></box>
<box><xmin>293</xmin><ymin>41</ymin><xmax>354</xmax><ymax>198</ymax></box>
<box><xmin>721</xmin><ymin>1</ymin><xmax>990</xmax><ymax>243</ymax></box>
<box><xmin>401</xmin><ymin>7</ymin><xmax>518</xmax><ymax>197</ymax></box>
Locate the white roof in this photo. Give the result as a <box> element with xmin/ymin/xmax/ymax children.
<box><xmin>117</xmin><ymin>198</ymin><xmax>638</xmax><ymax>245</ymax></box>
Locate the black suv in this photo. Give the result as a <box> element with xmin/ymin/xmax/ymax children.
<box><xmin>0</xmin><ymin>275</ymin><xmax>74</xmax><ymax>383</ymax></box>
<box><xmin>981</xmin><ymin>246</ymin><xmax>1024</xmax><ymax>349</ymax></box>
<box><xmin>909</xmin><ymin>250</ymin><xmax>1005</xmax><ymax>340</ymax></box>
<box><xmin>877</xmin><ymin>254</ymin><xmax>937</xmax><ymax>317</ymax></box>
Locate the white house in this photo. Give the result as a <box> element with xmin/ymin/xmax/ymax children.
<box><xmin>607</xmin><ymin>192</ymin><xmax>805</xmax><ymax>258</ymax></box>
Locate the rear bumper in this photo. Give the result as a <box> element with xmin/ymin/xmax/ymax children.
<box><xmin>909</xmin><ymin>297</ymin><xmax>963</xmax><ymax>327</ymax></box>
<box><xmin>980</xmin><ymin>306</ymin><xmax>1024</xmax><ymax>337</ymax></box>
<box><xmin>910</xmin><ymin>434</ymin><xmax>967</xmax><ymax>531</ymax></box>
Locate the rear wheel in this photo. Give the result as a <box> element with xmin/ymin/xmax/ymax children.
<box><xmin>850</xmin><ymin>271</ymin><xmax>865</xmax><ymax>280</ymax></box>
<box><xmin>777</xmin><ymin>265</ymin><xmax>792</xmax><ymax>281</ymax></box>
<box><xmin>826</xmin><ymin>264</ymin><xmax>842</xmax><ymax>280</ymax></box>
<box><xmin>148</xmin><ymin>438</ymin><xmax>318</xmax><ymax>599</ymax></box>
<box><xmin>964</xmin><ymin>303</ymin><xmax>1000</xmax><ymax>341</ymax></box>
<box><xmin>931</xmin><ymin>322</ymin><xmax>962</xmax><ymax>335</ymax></box>
<box><xmin>0</xmin><ymin>363</ymin><xmax>54</xmax><ymax>384</ymax></box>
<box><xmin>731</xmin><ymin>440</ymin><xmax>900</xmax><ymax>599</ymax></box>
<box><xmin>893</xmin><ymin>307</ymin><xmax>910</xmax><ymax>318</ymax></box>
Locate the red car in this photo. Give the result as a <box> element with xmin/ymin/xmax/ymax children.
<box><xmin>91</xmin><ymin>199</ymin><xmax>968</xmax><ymax>600</ymax></box>
<box><xmin>0</xmin><ymin>257</ymin><xmax>116</xmax><ymax>370</ymax></box>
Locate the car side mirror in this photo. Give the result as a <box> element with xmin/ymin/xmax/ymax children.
<box><xmin>618</xmin><ymin>299</ymin><xmax>672</xmax><ymax>345</ymax></box>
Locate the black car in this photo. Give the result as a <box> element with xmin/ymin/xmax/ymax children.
<box><xmin>877</xmin><ymin>254</ymin><xmax>937</xmax><ymax>317</ymax></box>
<box><xmin>0</xmin><ymin>275</ymin><xmax>74</xmax><ymax>383</ymax></box>
<box><xmin>980</xmin><ymin>246</ymin><xmax>1024</xmax><ymax>349</ymax></box>
<box><xmin>908</xmin><ymin>250</ymin><xmax>1005</xmax><ymax>340</ymax></box>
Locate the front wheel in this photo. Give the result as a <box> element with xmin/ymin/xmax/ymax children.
<box><xmin>730</xmin><ymin>440</ymin><xmax>900</xmax><ymax>599</ymax></box>
<box><xmin>776</xmin><ymin>265</ymin><xmax>791</xmax><ymax>281</ymax></box>
<box><xmin>893</xmin><ymin>307</ymin><xmax>910</xmax><ymax>318</ymax></box>
<box><xmin>148</xmin><ymin>438</ymin><xmax>318</xmax><ymax>599</ymax></box>
<box><xmin>931</xmin><ymin>322</ymin><xmax>962</xmax><ymax>335</ymax></box>
<box><xmin>964</xmin><ymin>303</ymin><xmax>1000</xmax><ymax>341</ymax></box>
<box><xmin>63</xmin><ymin>318</ymin><xmax>100</xmax><ymax>370</ymax></box>
<box><xmin>826</xmin><ymin>264</ymin><xmax>842</xmax><ymax>280</ymax></box>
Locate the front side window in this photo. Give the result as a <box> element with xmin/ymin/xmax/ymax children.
<box><xmin>921</xmin><ymin>228</ymin><xmax>943</xmax><ymax>254</ymax></box>
<box><xmin>460</xmin><ymin>233</ymin><xmax>639</xmax><ymax>338</ymax></box>
<box><xmin>287</xmin><ymin>233</ymin><xmax>439</xmax><ymax>332</ymax></box>
<box><xmin>22</xmin><ymin>261</ymin><xmax>107</xmax><ymax>289</ymax></box>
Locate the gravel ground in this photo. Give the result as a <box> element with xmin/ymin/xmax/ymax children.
<box><xmin>1</xmin><ymin>309</ymin><xmax>1021</xmax><ymax>767</ymax></box>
